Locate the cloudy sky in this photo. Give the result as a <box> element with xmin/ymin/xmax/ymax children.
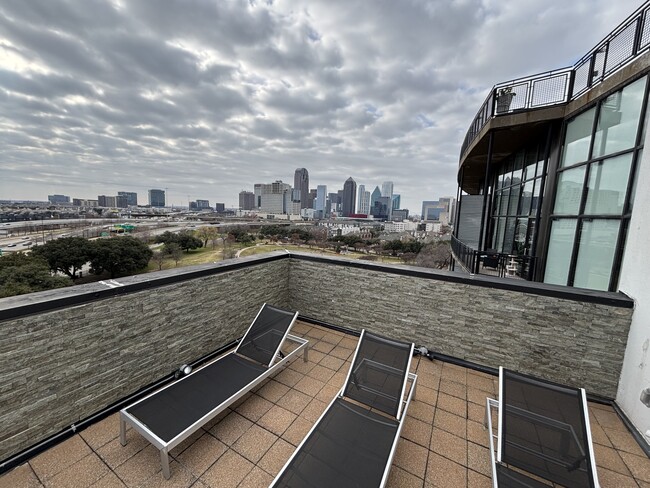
<box><xmin>0</xmin><ymin>0</ymin><xmax>642</xmax><ymax>211</ymax></box>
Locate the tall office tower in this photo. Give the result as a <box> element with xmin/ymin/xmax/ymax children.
<box><xmin>293</xmin><ymin>168</ymin><xmax>309</xmax><ymax>209</ymax></box>
<box><xmin>357</xmin><ymin>185</ymin><xmax>371</xmax><ymax>215</ymax></box>
<box><xmin>253</xmin><ymin>184</ymin><xmax>262</xmax><ymax>208</ymax></box>
<box><xmin>382</xmin><ymin>181</ymin><xmax>394</xmax><ymax>199</ymax></box>
<box><xmin>341</xmin><ymin>177</ymin><xmax>357</xmax><ymax>217</ymax></box>
<box><xmin>148</xmin><ymin>189</ymin><xmax>166</xmax><ymax>207</ymax></box>
<box><xmin>118</xmin><ymin>191</ymin><xmax>138</xmax><ymax>206</ymax></box>
<box><xmin>115</xmin><ymin>195</ymin><xmax>128</xmax><ymax>208</ymax></box>
<box><xmin>315</xmin><ymin>185</ymin><xmax>327</xmax><ymax>213</ymax></box>
<box><xmin>260</xmin><ymin>180</ymin><xmax>292</xmax><ymax>214</ymax></box>
<box><xmin>328</xmin><ymin>192</ymin><xmax>340</xmax><ymax>215</ymax></box>
<box><xmin>98</xmin><ymin>195</ymin><xmax>117</xmax><ymax>207</ymax></box>
<box><xmin>370</xmin><ymin>186</ymin><xmax>382</xmax><ymax>216</ymax></box>
<box><xmin>215</xmin><ymin>203</ymin><xmax>225</xmax><ymax>213</ymax></box>
<box><xmin>308</xmin><ymin>189</ymin><xmax>317</xmax><ymax>209</ymax></box>
<box><xmin>196</xmin><ymin>200</ymin><xmax>210</xmax><ymax>209</ymax></box>
<box><xmin>239</xmin><ymin>191</ymin><xmax>255</xmax><ymax>210</ymax></box>
<box><xmin>392</xmin><ymin>194</ymin><xmax>401</xmax><ymax>210</ymax></box>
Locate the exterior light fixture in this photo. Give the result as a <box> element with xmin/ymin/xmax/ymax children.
<box><xmin>641</xmin><ymin>388</ymin><xmax>650</xmax><ymax>408</ymax></box>
<box><xmin>174</xmin><ymin>364</ymin><xmax>192</xmax><ymax>379</ymax></box>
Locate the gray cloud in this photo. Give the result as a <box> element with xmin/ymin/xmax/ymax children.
<box><xmin>0</xmin><ymin>0</ymin><xmax>641</xmax><ymax>210</ymax></box>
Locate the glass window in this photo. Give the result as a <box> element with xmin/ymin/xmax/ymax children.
<box><xmin>553</xmin><ymin>166</ymin><xmax>586</xmax><ymax>215</ymax></box>
<box><xmin>519</xmin><ymin>180</ymin><xmax>534</xmax><ymax>216</ymax></box>
<box><xmin>503</xmin><ymin>218</ymin><xmax>516</xmax><ymax>254</ymax></box>
<box><xmin>493</xmin><ymin>192</ymin><xmax>502</xmax><ymax>215</ymax></box>
<box><xmin>508</xmin><ymin>185</ymin><xmax>520</xmax><ymax>215</ymax></box>
<box><xmin>593</xmin><ymin>76</ymin><xmax>647</xmax><ymax>158</ymax></box>
<box><xmin>561</xmin><ymin>107</ymin><xmax>596</xmax><ymax>167</ymax></box>
<box><xmin>544</xmin><ymin>219</ymin><xmax>578</xmax><ymax>285</ymax></box>
<box><xmin>584</xmin><ymin>153</ymin><xmax>633</xmax><ymax>215</ymax></box>
<box><xmin>629</xmin><ymin>149</ymin><xmax>641</xmax><ymax>213</ymax></box>
<box><xmin>530</xmin><ymin>179</ymin><xmax>541</xmax><ymax>216</ymax></box>
<box><xmin>513</xmin><ymin>218</ymin><xmax>528</xmax><ymax>255</ymax></box>
<box><xmin>496</xmin><ymin>217</ymin><xmax>506</xmax><ymax>252</ymax></box>
<box><xmin>500</xmin><ymin>188</ymin><xmax>510</xmax><ymax>215</ymax></box>
<box><xmin>536</xmin><ymin>156</ymin><xmax>545</xmax><ymax>177</ymax></box>
<box><xmin>573</xmin><ymin>220</ymin><xmax>621</xmax><ymax>290</ymax></box>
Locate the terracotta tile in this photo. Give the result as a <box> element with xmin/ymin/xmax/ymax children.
<box><xmin>307</xmin><ymin>364</ymin><xmax>336</xmax><ymax>383</ymax></box>
<box><xmin>592</xmin><ymin>408</ymin><xmax>628</xmax><ymax>433</ymax></box>
<box><xmin>590</xmin><ymin>420</ymin><xmax>613</xmax><ymax>447</ymax></box>
<box><xmin>96</xmin><ymin>432</ymin><xmax>149</xmax><ymax>469</ymax></box>
<box><xmin>330</xmin><ymin>346</ymin><xmax>353</xmax><ymax>361</ymax></box>
<box><xmin>258</xmin><ymin>438</ymin><xmax>295</xmax><ymax>476</ymax></box>
<box><xmin>607</xmin><ymin>429</ymin><xmax>647</xmax><ymax>456</ymax></box>
<box><xmin>305</xmin><ymin>328</ymin><xmax>327</xmax><ymax>341</ymax></box>
<box><xmin>274</xmin><ymin>368</ymin><xmax>303</xmax><ymax>388</ymax></box>
<box><xmin>288</xmin><ymin>356</ymin><xmax>315</xmax><ymax>375</ymax></box>
<box><xmin>467</xmin><ymin>420</ymin><xmax>490</xmax><ymax>448</ymax></box>
<box><xmin>276</xmin><ymin>388</ymin><xmax>312</xmax><ymax>415</ymax></box>
<box><xmin>338</xmin><ymin>337</ymin><xmax>358</xmax><ymax>350</ymax></box>
<box><xmin>407</xmin><ymin>400</ymin><xmax>434</xmax><ymax>424</ymax></box>
<box><xmin>596</xmin><ymin>466</ymin><xmax>640</xmax><ymax>488</ymax></box>
<box><xmin>80</xmin><ymin>413</ymin><xmax>120</xmax><ymax>450</ymax></box>
<box><xmin>315</xmin><ymin>383</ymin><xmax>341</xmax><ymax>403</ymax></box>
<box><xmin>136</xmin><ymin>460</ymin><xmax>197</xmax><ymax>488</ymax></box>
<box><xmin>232</xmin><ymin>425</ymin><xmax>277</xmax><ymax>463</ymax></box>
<box><xmin>258</xmin><ymin>405</ymin><xmax>297</xmax><ymax>436</ymax></box>
<box><xmin>440</xmin><ymin>379</ymin><xmax>467</xmax><ymax>400</ymax></box>
<box><xmin>402</xmin><ymin>417</ymin><xmax>433</xmax><ymax>448</ymax></box>
<box><xmin>312</xmin><ymin>340</ymin><xmax>335</xmax><ymax>354</ymax></box>
<box><xmin>620</xmin><ymin>451</ymin><xmax>650</xmax><ymax>483</ymax></box>
<box><xmin>282</xmin><ymin>417</ymin><xmax>313</xmax><ymax>447</ymax></box>
<box><xmin>320</xmin><ymin>330</ymin><xmax>345</xmax><ymax>345</ymax></box>
<box><xmin>433</xmin><ymin>409</ymin><xmax>466</xmax><ymax>439</ymax></box>
<box><xmin>237</xmin><ymin>466</ymin><xmax>274</xmax><ymax>488</ymax></box>
<box><xmin>209</xmin><ymin>412</ymin><xmax>253</xmax><ymax>445</ymax></box>
<box><xmin>466</xmin><ymin>373</ymin><xmax>497</xmax><ymax>394</ymax></box>
<box><xmin>437</xmin><ymin>393</ymin><xmax>467</xmax><ymax>418</ymax></box>
<box><xmin>467</xmin><ymin>387</ymin><xmax>491</xmax><ymax>407</ymax></box>
<box><xmin>257</xmin><ymin>380</ymin><xmax>291</xmax><ymax>403</ymax></box>
<box><xmin>43</xmin><ymin>453</ymin><xmax>109</xmax><ymax>488</ymax></box>
<box><xmin>467</xmin><ymin>402</ymin><xmax>486</xmax><ymax>423</ymax></box>
<box><xmin>300</xmin><ymin>398</ymin><xmax>327</xmax><ymax>423</ymax></box>
<box><xmin>415</xmin><ymin>385</ymin><xmax>438</xmax><ymax>406</ymax></box>
<box><xmin>431</xmin><ymin>428</ymin><xmax>467</xmax><ymax>466</ymax></box>
<box><xmin>319</xmin><ymin>355</ymin><xmax>346</xmax><ymax>371</ymax></box>
<box><xmin>307</xmin><ymin>349</ymin><xmax>326</xmax><ymax>364</ymax></box>
<box><xmin>415</xmin><ymin>372</ymin><xmax>440</xmax><ymax>390</ymax></box>
<box><xmin>0</xmin><ymin>463</ymin><xmax>43</xmax><ymax>488</ymax></box>
<box><xmin>30</xmin><ymin>435</ymin><xmax>92</xmax><ymax>480</ymax></box>
<box><xmin>294</xmin><ymin>376</ymin><xmax>325</xmax><ymax>397</ymax></box>
<box><xmin>467</xmin><ymin>469</ymin><xmax>492</xmax><ymax>488</ymax></box>
<box><xmin>90</xmin><ymin>471</ymin><xmax>126</xmax><ymax>488</ymax></box>
<box><xmin>467</xmin><ymin>442</ymin><xmax>491</xmax><ymax>477</ymax></box>
<box><xmin>175</xmin><ymin>433</ymin><xmax>227</xmax><ymax>477</ymax></box>
<box><xmin>393</xmin><ymin>439</ymin><xmax>428</xmax><ymax>478</ymax></box>
<box><xmin>290</xmin><ymin>322</ymin><xmax>311</xmax><ymax>335</ymax></box>
<box><xmin>386</xmin><ymin>465</ymin><xmax>424</xmax><ymax>488</ymax></box>
<box><xmin>593</xmin><ymin>443</ymin><xmax>632</xmax><ymax>475</ymax></box>
<box><xmin>201</xmin><ymin>450</ymin><xmax>253</xmax><ymax>488</ymax></box>
<box><xmin>441</xmin><ymin>364</ymin><xmax>467</xmax><ymax>385</ymax></box>
<box><xmin>236</xmin><ymin>394</ymin><xmax>274</xmax><ymax>422</ymax></box>
<box><xmin>113</xmin><ymin>445</ymin><xmax>163</xmax><ymax>486</ymax></box>
<box><xmin>425</xmin><ymin>451</ymin><xmax>467</xmax><ymax>488</ymax></box>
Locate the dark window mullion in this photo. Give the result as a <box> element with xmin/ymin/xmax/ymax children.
<box><xmin>567</xmin><ymin>163</ymin><xmax>593</xmax><ymax>286</ymax></box>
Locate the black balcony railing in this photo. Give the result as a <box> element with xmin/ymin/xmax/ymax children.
<box><xmin>460</xmin><ymin>1</ymin><xmax>650</xmax><ymax>158</ymax></box>
<box><xmin>451</xmin><ymin>235</ymin><xmax>537</xmax><ymax>280</ymax></box>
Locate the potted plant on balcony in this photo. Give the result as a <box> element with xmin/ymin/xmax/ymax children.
<box><xmin>496</xmin><ymin>87</ymin><xmax>516</xmax><ymax>113</ymax></box>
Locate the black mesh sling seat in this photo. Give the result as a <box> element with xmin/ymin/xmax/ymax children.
<box><xmin>270</xmin><ymin>330</ymin><xmax>417</xmax><ymax>488</ymax></box>
<box><xmin>486</xmin><ymin>367</ymin><xmax>600</xmax><ymax>488</ymax></box>
<box><xmin>119</xmin><ymin>304</ymin><xmax>309</xmax><ymax>479</ymax></box>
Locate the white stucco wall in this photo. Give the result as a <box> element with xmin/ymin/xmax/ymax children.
<box><xmin>617</xmin><ymin>121</ymin><xmax>650</xmax><ymax>441</ymax></box>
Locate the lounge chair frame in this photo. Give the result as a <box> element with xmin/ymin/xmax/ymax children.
<box><xmin>486</xmin><ymin>366</ymin><xmax>600</xmax><ymax>488</ymax></box>
<box><xmin>119</xmin><ymin>304</ymin><xmax>308</xmax><ymax>479</ymax></box>
<box><xmin>270</xmin><ymin>329</ymin><xmax>417</xmax><ymax>488</ymax></box>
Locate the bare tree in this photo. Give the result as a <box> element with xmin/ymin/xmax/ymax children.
<box><xmin>415</xmin><ymin>242</ymin><xmax>451</xmax><ymax>269</ymax></box>
<box><xmin>165</xmin><ymin>243</ymin><xmax>183</xmax><ymax>267</ymax></box>
<box><xmin>152</xmin><ymin>250</ymin><xmax>166</xmax><ymax>271</ymax></box>
<box><xmin>194</xmin><ymin>226</ymin><xmax>212</xmax><ymax>247</ymax></box>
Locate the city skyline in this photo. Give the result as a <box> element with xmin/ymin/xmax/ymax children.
<box><xmin>0</xmin><ymin>1</ymin><xmax>638</xmax><ymax>211</ymax></box>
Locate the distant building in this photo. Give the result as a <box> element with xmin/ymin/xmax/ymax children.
<box><xmin>148</xmin><ymin>189</ymin><xmax>165</xmax><ymax>207</ymax></box>
<box><xmin>315</xmin><ymin>185</ymin><xmax>327</xmax><ymax>217</ymax></box>
<box><xmin>118</xmin><ymin>191</ymin><xmax>138</xmax><ymax>206</ymax></box>
<box><xmin>215</xmin><ymin>203</ymin><xmax>225</xmax><ymax>213</ymax></box>
<box><xmin>341</xmin><ymin>178</ymin><xmax>357</xmax><ymax>217</ymax></box>
<box><xmin>392</xmin><ymin>194</ymin><xmax>401</xmax><ymax>210</ymax></box>
<box><xmin>293</xmin><ymin>168</ymin><xmax>309</xmax><ymax>209</ymax></box>
<box><xmin>239</xmin><ymin>191</ymin><xmax>255</xmax><ymax>210</ymax></box>
<box><xmin>308</xmin><ymin>189</ymin><xmax>317</xmax><ymax>209</ymax></box>
<box><xmin>421</xmin><ymin>200</ymin><xmax>446</xmax><ymax>220</ymax></box>
<box><xmin>357</xmin><ymin>185</ymin><xmax>370</xmax><ymax>215</ymax></box>
<box><xmin>98</xmin><ymin>195</ymin><xmax>117</xmax><ymax>207</ymax></box>
<box><xmin>253</xmin><ymin>184</ymin><xmax>262</xmax><ymax>208</ymax></box>
<box><xmin>196</xmin><ymin>200</ymin><xmax>210</xmax><ymax>209</ymax></box>
<box><xmin>392</xmin><ymin>209</ymin><xmax>409</xmax><ymax>221</ymax></box>
<box><xmin>260</xmin><ymin>181</ymin><xmax>292</xmax><ymax>214</ymax></box>
<box><xmin>48</xmin><ymin>194</ymin><xmax>70</xmax><ymax>204</ymax></box>
<box><xmin>72</xmin><ymin>198</ymin><xmax>98</xmax><ymax>207</ymax></box>
<box><xmin>115</xmin><ymin>195</ymin><xmax>128</xmax><ymax>208</ymax></box>
<box><xmin>381</xmin><ymin>181</ymin><xmax>393</xmax><ymax>199</ymax></box>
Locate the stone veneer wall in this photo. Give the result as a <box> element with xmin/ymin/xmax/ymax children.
<box><xmin>0</xmin><ymin>257</ymin><xmax>289</xmax><ymax>462</ymax></box>
<box><xmin>288</xmin><ymin>256</ymin><xmax>633</xmax><ymax>398</ymax></box>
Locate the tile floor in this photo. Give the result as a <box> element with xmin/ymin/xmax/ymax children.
<box><xmin>1</xmin><ymin>322</ymin><xmax>649</xmax><ymax>487</ymax></box>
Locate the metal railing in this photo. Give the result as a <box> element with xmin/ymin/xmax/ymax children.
<box><xmin>451</xmin><ymin>235</ymin><xmax>537</xmax><ymax>280</ymax></box>
<box><xmin>461</xmin><ymin>1</ymin><xmax>650</xmax><ymax>158</ymax></box>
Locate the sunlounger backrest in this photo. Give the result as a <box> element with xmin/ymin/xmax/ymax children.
<box><xmin>343</xmin><ymin>331</ymin><xmax>412</xmax><ymax>418</ymax></box>
<box><xmin>236</xmin><ymin>304</ymin><xmax>297</xmax><ymax>367</ymax></box>
<box><xmin>499</xmin><ymin>369</ymin><xmax>597</xmax><ymax>488</ymax></box>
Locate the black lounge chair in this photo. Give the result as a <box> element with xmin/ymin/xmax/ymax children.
<box><xmin>486</xmin><ymin>367</ymin><xmax>600</xmax><ymax>488</ymax></box>
<box><xmin>119</xmin><ymin>303</ymin><xmax>308</xmax><ymax>479</ymax></box>
<box><xmin>270</xmin><ymin>329</ymin><xmax>417</xmax><ymax>488</ymax></box>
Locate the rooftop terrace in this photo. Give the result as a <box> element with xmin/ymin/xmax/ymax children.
<box><xmin>1</xmin><ymin>321</ymin><xmax>649</xmax><ymax>488</ymax></box>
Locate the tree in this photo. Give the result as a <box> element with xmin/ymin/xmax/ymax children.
<box><xmin>89</xmin><ymin>236</ymin><xmax>153</xmax><ymax>278</ymax></box>
<box><xmin>152</xmin><ymin>250</ymin><xmax>166</xmax><ymax>271</ymax></box>
<box><xmin>32</xmin><ymin>236</ymin><xmax>93</xmax><ymax>279</ymax></box>
<box><xmin>194</xmin><ymin>226</ymin><xmax>213</xmax><ymax>247</ymax></box>
<box><xmin>415</xmin><ymin>242</ymin><xmax>451</xmax><ymax>269</ymax></box>
<box><xmin>0</xmin><ymin>252</ymin><xmax>70</xmax><ymax>298</ymax></box>
<box><xmin>164</xmin><ymin>243</ymin><xmax>183</xmax><ymax>267</ymax></box>
<box><xmin>177</xmin><ymin>230</ymin><xmax>203</xmax><ymax>252</ymax></box>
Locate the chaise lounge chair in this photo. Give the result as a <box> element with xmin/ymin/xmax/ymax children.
<box><xmin>486</xmin><ymin>367</ymin><xmax>600</xmax><ymax>487</ymax></box>
<box><xmin>119</xmin><ymin>303</ymin><xmax>309</xmax><ymax>479</ymax></box>
<box><xmin>270</xmin><ymin>329</ymin><xmax>417</xmax><ymax>488</ymax></box>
